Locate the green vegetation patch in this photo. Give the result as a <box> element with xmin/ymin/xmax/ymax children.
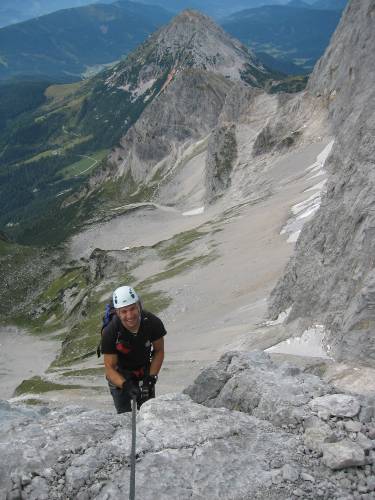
<box><xmin>19</xmin><ymin>398</ymin><xmax>48</xmax><ymax>406</ymax></box>
<box><xmin>60</xmin><ymin>149</ymin><xmax>109</xmax><ymax>179</ymax></box>
<box><xmin>0</xmin><ymin>239</ymin><xmax>48</xmax><ymax>322</ymax></box>
<box><xmin>138</xmin><ymin>254</ymin><xmax>218</xmax><ymax>288</ymax></box>
<box><xmin>269</xmin><ymin>75</ymin><xmax>308</xmax><ymax>94</ymax></box>
<box><xmin>0</xmin><ymin>238</ymin><xmax>23</xmax><ymax>257</ymax></box>
<box><xmin>44</xmin><ymin>82</ymin><xmax>85</xmax><ymax>104</ymax></box>
<box><xmin>155</xmin><ymin>229</ymin><xmax>206</xmax><ymax>260</ymax></box>
<box><xmin>15</xmin><ymin>376</ymin><xmax>82</xmax><ymax>396</ymax></box>
<box><xmin>136</xmin><ymin>289</ymin><xmax>172</xmax><ymax>314</ymax></box>
<box><xmin>51</xmin><ymin>315</ymin><xmax>101</xmax><ymax>367</ymax></box>
<box><xmin>50</xmin><ymin>286</ymin><xmax>109</xmax><ymax>367</ymax></box>
<box><xmin>39</xmin><ymin>267</ymin><xmax>87</xmax><ymax>303</ymax></box>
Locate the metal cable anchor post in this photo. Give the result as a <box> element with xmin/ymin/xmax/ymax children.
<box><xmin>129</xmin><ymin>396</ymin><xmax>137</xmax><ymax>500</ymax></box>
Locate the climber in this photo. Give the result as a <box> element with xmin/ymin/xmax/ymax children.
<box><xmin>101</xmin><ymin>285</ymin><xmax>166</xmax><ymax>413</ymax></box>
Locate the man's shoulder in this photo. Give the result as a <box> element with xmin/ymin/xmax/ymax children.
<box><xmin>142</xmin><ymin>310</ymin><xmax>161</xmax><ymax>322</ymax></box>
<box><xmin>142</xmin><ymin>310</ymin><xmax>166</xmax><ymax>338</ymax></box>
<box><xmin>142</xmin><ymin>310</ymin><xmax>164</xmax><ymax>326</ymax></box>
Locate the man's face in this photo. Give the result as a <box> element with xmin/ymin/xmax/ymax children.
<box><xmin>117</xmin><ymin>303</ymin><xmax>140</xmax><ymax>330</ymax></box>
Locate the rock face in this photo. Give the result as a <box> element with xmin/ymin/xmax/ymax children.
<box><xmin>111</xmin><ymin>69</ymin><xmax>234</xmax><ymax>183</ymax></box>
<box><xmin>309</xmin><ymin>394</ymin><xmax>361</xmax><ymax>418</ymax></box>
<box><xmin>269</xmin><ymin>0</ymin><xmax>375</xmax><ymax>365</ymax></box>
<box><xmin>2</xmin><ymin>352</ymin><xmax>375</xmax><ymax>500</ymax></box>
<box><xmin>322</xmin><ymin>441</ymin><xmax>366</xmax><ymax>470</ymax></box>
<box><xmin>185</xmin><ymin>351</ymin><xmax>331</xmax><ymax>427</ymax></box>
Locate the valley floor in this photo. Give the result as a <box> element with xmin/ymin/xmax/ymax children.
<box><xmin>5</xmin><ymin>138</ymin><xmax>375</xmax><ymax>409</ymax></box>
<box><xmin>0</xmin><ymin>327</ymin><xmax>58</xmax><ymax>399</ymax></box>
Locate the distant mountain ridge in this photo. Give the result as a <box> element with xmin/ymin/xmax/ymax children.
<box><xmin>0</xmin><ymin>0</ymin><xmax>114</xmax><ymax>27</ymax></box>
<box><xmin>222</xmin><ymin>5</ymin><xmax>342</xmax><ymax>73</ymax></box>
<box><xmin>0</xmin><ymin>2</ymin><xmax>173</xmax><ymax>81</ymax></box>
<box><xmin>0</xmin><ymin>0</ymin><xmax>346</xmax><ymax>81</ymax></box>
<box><xmin>0</xmin><ymin>0</ymin><xmax>346</xmax><ymax>28</ymax></box>
<box><xmin>311</xmin><ymin>0</ymin><xmax>347</xmax><ymax>9</ymax></box>
<box><xmin>288</xmin><ymin>0</ymin><xmax>347</xmax><ymax>8</ymax></box>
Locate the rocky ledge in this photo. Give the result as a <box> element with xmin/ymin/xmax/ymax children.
<box><xmin>2</xmin><ymin>352</ymin><xmax>375</xmax><ymax>499</ymax></box>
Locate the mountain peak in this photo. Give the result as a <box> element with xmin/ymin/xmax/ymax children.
<box><xmin>173</xmin><ymin>9</ymin><xmax>212</xmax><ymax>23</ymax></box>
<box><xmin>104</xmin><ymin>10</ymin><xmax>271</xmax><ymax>93</ymax></box>
<box><xmin>151</xmin><ymin>9</ymin><xmax>265</xmax><ymax>82</ymax></box>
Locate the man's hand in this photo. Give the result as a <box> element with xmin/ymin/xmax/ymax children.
<box><xmin>141</xmin><ymin>375</ymin><xmax>157</xmax><ymax>399</ymax></box>
<box><xmin>121</xmin><ymin>379</ymin><xmax>140</xmax><ymax>399</ymax></box>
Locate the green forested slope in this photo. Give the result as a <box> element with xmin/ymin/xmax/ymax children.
<box><xmin>0</xmin><ymin>38</ymin><xmax>183</xmax><ymax>245</ymax></box>
<box><xmin>0</xmin><ymin>1</ymin><xmax>172</xmax><ymax>80</ymax></box>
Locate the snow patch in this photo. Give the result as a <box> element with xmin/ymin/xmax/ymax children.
<box><xmin>182</xmin><ymin>207</ymin><xmax>205</xmax><ymax>216</ymax></box>
<box><xmin>291</xmin><ymin>193</ymin><xmax>321</xmax><ymax>216</ymax></box>
<box><xmin>306</xmin><ymin>140</ymin><xmax>334</xmax><ymax>176</ymax></box>
<box><xmin>281</xmin><ymin>140</ymin><xmax>334</xmax><ymax>243</ymax></box>
<box><xmin>56</xmin><ymin>188</ymin><xmax>72</xmax><ymax>197</ymax></box>
<box><xmin>265</xmin><ymin>324</ymin><xmax>331</xmax><ymax>359</ymax></box>
<box><xmin>264</xmin><ymin>307</ymin><xmax>292</xmax><ymax>326</ymax></box>
<box><xmin>305</xmin><ymin>179</ymin><xmax>327</xmax><ymax>193</ymax></box>
<box><xmin>287</xmin><ymin>230</ymin><xmax>301</xmax><ymax>243</ymax></box>
<box><xmin>117</xmin><ymin>78</ymin><xmax>156</xmax><ymax>102</ymax></box>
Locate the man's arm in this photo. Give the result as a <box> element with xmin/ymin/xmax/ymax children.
<box><xmin>149</xmin><ymin>337</ymin><xmax>164</xmax><ymax>376</ymax></box>
<box><xmin>104</xmin><ymin>353</ymin><xmax>126</xmax><ymax>388</ymax></box>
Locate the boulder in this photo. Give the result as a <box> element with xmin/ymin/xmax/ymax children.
<box><xmin>304</xmin><ymin>425</ymin><xmax>334</xmax><ymax>454</ymax></box>
<box><xmin>344</xmin><ymin>420</ymin><xmax>362</xmax><ymax>433</ymax></box>
<box><xmin>309</xmin><ymin>394</ymin><xmax>360</xmax><ymax>418</ymax></box>
<box><xmin>186</xmin><ymin>351</ymin><xmax>331</xmax><ymax>427</ymax></box>
<box><xmin>322</xmin><ymin>440</ymin><xmax>366</xmax><ymax>470</ymax></box>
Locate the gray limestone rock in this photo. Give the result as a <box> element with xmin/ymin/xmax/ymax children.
<box><xmin>359</xmin><ymin>399</ymin><xmax>375</xmax><ymax>423</ymax></box>
<box><xmin>344</xmin><ymin>420</ymin><xmax>362</xmax><ymax>433</ymax></box>
<box><xmin>367</xmin><ymin>476</ymin><xmax>375</xmax><ymax>491</ymax></box>
<box><xmin>0</xmin><ymin>395</ymin><xmax>303</xmax><ymax>500</ymax></box>
<box><xmin>1</xmin><ymin>352</ymin><xmax>375</xmax><ymax>499</ymax></box>
<box><xmin>304</xmin><ymin>425</ymin><xmax>334</xmax><ymax>454</ymax></box>
<box><xmin>111</xmin><ymin>68</ymin><xmax>234</xmax><ymax>184</ymax></box>
<box><xmin>282</xmin><ymin>464</ymin><xmax>299</xmax><ymax>482</ymax></box>
<box><xmin>269</xmin><ymin>0</ymin><xmax>375</xmax><ymax>366</ymax></box>
<box><xmin>322</xmin><ymin>440</ymin><xmax>366</xmax><ymax>470</ymax></box>
<box><xmin>355</xmin><ymin>432</ymin><xmax>373</xmax><ymax>451</ymax></box>
<box><xmin>309</xmin><ymin>394</ymin><xmax>361</xmax><ymax>418</ymax></box>
<box><xmin>185</xmin><ymin>351</ymin><xmax>331</xmax><ymax>427</ymax></box>
<box><xmin>205</xmin><ymin>122</ymin><xmax>237</xmax><ymax>202</ymax></box>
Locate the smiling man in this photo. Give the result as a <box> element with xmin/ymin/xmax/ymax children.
<box><xmin>101</xmin><ymin>285</ymin><xmax>166</xmax><ymax>413</ymax></box>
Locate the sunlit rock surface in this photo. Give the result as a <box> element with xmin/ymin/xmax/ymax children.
<box><xmin>2</xmin><ymin>352</ymin><xmax>375</xmax><ymax>499</ymax></box>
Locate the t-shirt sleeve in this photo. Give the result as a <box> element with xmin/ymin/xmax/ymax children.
<box><xmin>101</xmin><ymin>324</ymin><xmax>117</xmax><ymax>354</ymax></box>
<box><xmin>150</xmin><ymin>315</ymin><xmax>167</xmax><ymax>342</ymax></box>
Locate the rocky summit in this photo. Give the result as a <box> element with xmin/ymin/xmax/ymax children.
<box><xmin>2</xmin><ymin>353</ymin><xmax>375</xmax><ymax>499</ymax></box>
<box><xmin>105</xmin><ymin>9</ymin><xmax>269</xmax><ymax>91</ymax></box>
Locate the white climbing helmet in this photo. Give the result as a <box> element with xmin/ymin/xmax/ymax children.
<box><xmin>113</xmin><ymin>286</ymin><xmax>139</xmax><ymax>309</ymax></box>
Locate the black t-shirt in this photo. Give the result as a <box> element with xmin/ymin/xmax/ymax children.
<box><xmin>101</xmin><ymin>310</ymin><xmax>166</xmax><ymax>372</ymax></box>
